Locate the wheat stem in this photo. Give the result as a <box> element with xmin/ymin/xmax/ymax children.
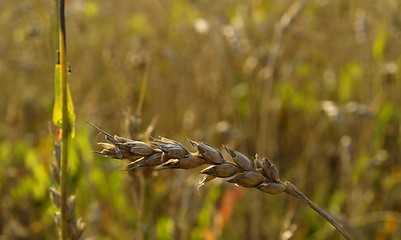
<box><xmin>284</xmin><ymin>181</ymin><xmax>353</xmax><ymax>240</ymax></box>
<box><xmin>58</xmin><ymin>0</ymin><xmax>70</xmax><ymax>239</ymax></box>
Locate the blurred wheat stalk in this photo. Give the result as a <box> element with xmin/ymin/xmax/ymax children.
<box><xmin>50</xmin><ymin>1</ymin><xmax>84</xmax><ymax>239</ymax></box>
<box><xmin>89</xmin><ymin>122</ymin><xmax>353</xmax><ymax>240</ymax></box>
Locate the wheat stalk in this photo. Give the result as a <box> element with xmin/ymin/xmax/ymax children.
<box><xmin>88</xmin><ymin>122</ymin><xmax>353</xmax><ymax>240</ymax></box>
<box><xmin>50</xmin><ymin>1</ymin><xmax>84</xmax><ymax>239</ymax></box>
<box><xmin>50</xmin><ymin>141</ymin><xmax>85</xmax><ymax>240</ymax></box>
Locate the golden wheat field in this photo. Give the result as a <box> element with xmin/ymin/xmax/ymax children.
<box><xmin>1</xmin><ymin>0</ymin><xmax>401</xmax><ymax>239</ymax></box>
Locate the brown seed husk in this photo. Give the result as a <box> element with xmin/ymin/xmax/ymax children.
<box><xmin>151</xmin><ymin>138</ymin><xmax>190</xmax><ymax>159</ymax></box>
<box><xmin>127</xmin><ymin>152</ymin><xmax>164</xmax><ymax>169</ymax></box>
<box><xmin>257</xmin><ymin>182</ymin><xmax>286</xmax><ymax>194</ymax></box>
<box><xmin>224</xmin><ymin>145</ymin><xmax>255</xmax><ymax>171</ymax></box>
<box><xmin>189</xmin><ymin>139</ymin><xmax>226</xmax><ymax>164</ymax></box>
<box><xmin>262</xmin><ymin>158</ymin><xmax>280</xmax><ymax>182</ymax></box>
<box><xmin>227</xmin><ymin>171</ymin><xmax>266</xmax><ymax>187</ymax></box>
<box><xmin>161</xmin><ymin>156</ymin><xmax>205</xmax><ymax>169</ymax></box>
<box><xmin>201</xmin><ymin>162</ymin><xmax>238</xmax><ymax>178</ymax></box>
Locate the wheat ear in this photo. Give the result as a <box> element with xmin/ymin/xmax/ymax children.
<box><xmin>89</xmin><ymin>122</ymin><xmax>353</xmax><ymax>240</ymax></box>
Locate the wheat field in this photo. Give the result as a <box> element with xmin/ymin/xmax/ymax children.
<box><xmin>1</xmin><ymin>0</ymin><xmax>401</xmax><ymax>239</ymax></box>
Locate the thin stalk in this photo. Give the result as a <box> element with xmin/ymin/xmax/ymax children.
<box><xmin>284</xmin><ymin>181</ymin><xmax>353</xmax><ymax>240</ymax></box>
<box><xmin>58</xmin><ymin>0</ymin><xmax>70</xmax><ymax>239</ymax></box>
<box><xmin>136</xmin><ymin>62</ymin><xmax>150</xmax><ymax>117</ymax></box>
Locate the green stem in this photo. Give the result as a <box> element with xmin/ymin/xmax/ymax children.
<box><xmin>58</xmin><ymin>0</ymin><xmax>69</xmax><ymax>239</ymax></box>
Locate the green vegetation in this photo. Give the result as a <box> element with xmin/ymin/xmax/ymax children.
<box><xmin>1</xmin><ymin>0</ymin><xmax>401</xmax><ymax>239</ymax></box>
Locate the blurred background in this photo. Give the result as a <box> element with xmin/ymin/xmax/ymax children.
<box><xmin>1</xmin><ymin>0</ymin><xmax>401</xmax><ymax>239</ymax></box>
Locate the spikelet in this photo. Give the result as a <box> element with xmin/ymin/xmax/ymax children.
<box><xmin>227</xmin><ymin>171</ymin><xmax>266</xmax><ymax>187</ymax></box>
<box><xmin>188</xmin><ymin>139</ymin><xmax>226</xmax><ymax>164</ymax></box>
<box><xmin>257</xmin><ymin>182</ymin><xmax>287</xmax><ymax>194</ymax></box>
<box><xmin>127</xmin><ymin>152</ymin><xmax>164</xmax><ymax>169</ymax></box>
<box><xmin>200</xmin><ymin>162</ymin><xmax>238</xmax><ymax>178</ymax></box>
<box><xmin>255</xmin><ymin>154</ymin><xmax>280</xmax><ymax>182</ymax></box>
<box><xmin>223</xmin><ymin>145</ymin><xmax>255</xmax><ymax>171</ymax></box>
<box><xmin>116</xmin><ymin>141</ymin><xmax>156</xmax><ymax>156</ymax></box>
<box><xmin>161</xmin><ymin>155</ymin><xmax>205</xmax><ymax>169</ymax></box>
<box><xmin>151</xmin><ymin>137</ymin><xmax>190</xmax><ymax>159</ymax></box>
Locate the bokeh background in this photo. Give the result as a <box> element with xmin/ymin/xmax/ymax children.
<box><xmin>1</xmin><ymin>0</ymin><xmax>401</xmax><ymax>239</ymax></box>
